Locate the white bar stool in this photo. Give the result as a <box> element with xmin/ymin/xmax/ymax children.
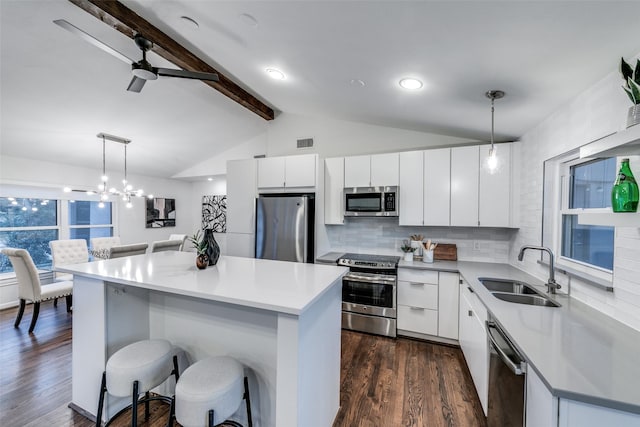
<box><xmin>173</xmin><ymin>356</ymin><xmax>253</xmax><ymax>427</ymax></box>
<box><xmin>96</xmin><ymin>339</ymin><xmax>180</xmax><ymax>427</ymax></box>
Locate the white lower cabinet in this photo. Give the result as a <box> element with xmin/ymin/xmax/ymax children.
<box><xmin>558</xmin><ymin>399</ymin><xmax>640</xmax><ymax>427</ymax></box>
<box><xmin>526</xmin><ymin>364</ymin><xmax>640</xmax><ymax>427</ymax></box>
<box><xmin>526</xmin><ymin>367</ymin><xmax>558</xmax><ymax>427</ymax></box>
<box><xmin>458</xmin><ymin>280</ymin><xmax>489</xmax><ymax>416</ymax></box>
<box><xmin>397</xmin><ymin>269</ymin><xmax>459</xmax><ymax>340</ymax></box>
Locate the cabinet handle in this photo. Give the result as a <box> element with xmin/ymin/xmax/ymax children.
<box><xmin>409</xmin><ymin>282</ymin><xmax>424</xmax><ymax>286</ymax></box>
<box><xmin>467</xmin><ymin>286</ymin><xmax>474</xmax><ymax>293</ymax></box>
<box><xmin>468</xmin><ymin>310</ymin><xmax>473</xmax><ymax>317</ymax></box>
<box><xmin>410</xmin><ymin>306</ymin><xmax>425</xmax><ymax>311</ymax></box>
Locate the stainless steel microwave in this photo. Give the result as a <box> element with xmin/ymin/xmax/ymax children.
<box><xmin>344</xmin><ymin>186</ymin><xmax>399</xmax><ymax>217</ymax></box>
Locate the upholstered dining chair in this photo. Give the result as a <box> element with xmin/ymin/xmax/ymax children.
<box><xmin>109</xmin><ymin>243</ymin><xmax>149</xmax><ymax>259</ymax></box>
<box><xmin>49</xmin><ymin>239</ymin><xmax>89</xmax><ymax>282</ymax></box>
<box><xmin>90</xmin><ymin>236</ymin><xmax>121</xmax><ymax>252</ymax></box>
<box><xmin>1</xmin><ymin>248</ymin><xmax>73</xmax><ymax>333</ymax></box>
<box><xmin>150</xmin><ymin>239</ymin><xmax>183</xmax><ymax>253</ymax></box>
<box><xmin>168</xmin><ymin>234</ymin><xmax>188</xmax><ymax>251</ymax></box>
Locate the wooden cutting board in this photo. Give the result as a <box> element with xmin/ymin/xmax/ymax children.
<box><xmin>434</xmin><ymin>243</ymin><xmax>457</xmax><ymax>261</ymax></box>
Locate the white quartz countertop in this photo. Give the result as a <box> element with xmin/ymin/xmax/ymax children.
<box><xmin>456</xmin><ymin>261</ymin><xmax>640</xmax><ymax>415</ymax></box>
<box><xmin>58</xmin><ymin>252</ymin><xmax>348</xmax><ymax>316</ymax></box>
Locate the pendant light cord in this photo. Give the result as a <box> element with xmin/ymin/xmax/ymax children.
<box><xmin>490</xmin><ymin>97</ymin><xmax>495</xmax><ymax>151</ymax></box>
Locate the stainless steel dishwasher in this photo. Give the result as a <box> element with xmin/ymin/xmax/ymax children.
<box><xmin>486</xmin><ymin>317</ymin><xmax>527</xmax><ymax>427</ymax></box>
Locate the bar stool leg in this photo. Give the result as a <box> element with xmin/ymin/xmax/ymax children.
<box><xmin>145</xmin><ymin>391</ymin><xmax>151</xmax><ymax>420</ymax></box>
<box><xmin>96</xmin><ymin>372</ymin><xmax>107</xmax><ymax>427</ymax></box>
<box><xmin>131</xmin><ymin>380</ymin><xmax>139</xmax><ymax>427</ymax></box>
<box><xmin>244</xmin><ymin>377</ymin><xmax>253</xmax><ymax>427</ymax></box>
<box><xmin>208</xmin><ymin>409</ymin><xmax>215</xmax><ymax>427</ymax></box>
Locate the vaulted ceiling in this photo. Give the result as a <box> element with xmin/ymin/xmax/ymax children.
<box><xmin>1</xmin><ymin>1</ymin><xmax>639</xmax><ymax>178</ymax></box>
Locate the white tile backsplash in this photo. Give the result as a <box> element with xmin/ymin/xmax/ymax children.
<box><xmin>326</xmin><ymin>218</ymin><xmax>516</xmax><ymax>262</ymax></box>
<box><xmin>514</xmin><ymin>54</ymin><xmax>640</xmax><ymax>332</ymax></box>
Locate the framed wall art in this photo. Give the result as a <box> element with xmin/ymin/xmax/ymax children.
<box><xmin>146</xmin><ymin>197</ymin><xmax>176</xmax><ymax>228</ymax></box>
<box><xmin>202</xmin><ymin>195</ymin><xmax>226</xmax><ymax>232</ymax></box>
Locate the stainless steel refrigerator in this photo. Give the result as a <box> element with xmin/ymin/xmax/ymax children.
<box><xmin>255</xmin><ymin>194</ymin><xmax>315</xmax><ymax>263</ymax></box>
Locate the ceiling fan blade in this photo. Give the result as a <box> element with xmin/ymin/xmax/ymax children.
<box><xmin>53</xmin><ymin>19</ymin><xmax>134</xmax><ymax>65</ymax></box>
<box><xmin>155</xmin><ymin>68</ymin><xmax>219</xmax><ymax>82</ymax></box>
<box><xmin>127</xmin><ymin>76</ymin><xmax>147</xmax><ymax>92</ymax></box>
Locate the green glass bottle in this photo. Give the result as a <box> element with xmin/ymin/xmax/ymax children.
<box><xmin>611</xmin><ymin>158</ymin><xmax>639</xmax><ymax>212</ymax></box>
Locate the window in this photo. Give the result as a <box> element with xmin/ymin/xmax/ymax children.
<box><xmin>0</xmin><ymin>197</ymin><xmax>116</xmax><ymax>274</ymax></box>
<box><xmin>560</xmin><ymin>157</ymin><xmax>615</xmax><ymax>271</ymax></box>
<box><xmin>69</xmin><ymin>201</ymin><xmax>113</xmax><ymax>244</ymax></box>
<box><xmin>0</xmin><ymin>198</ymin><xmax>59</xmax><ymax>273</ymax></box>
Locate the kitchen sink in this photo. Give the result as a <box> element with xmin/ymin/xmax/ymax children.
<box><xmin>492</xmin><ymin>292</ymin><xmax>561</xmax><ymax>307</ymax></box>
<box><xmin>478</xmin><ymin>278</ymin><xmax>539</xmax><ymax>295</ymax></box>
<box><xmin>478</xmin><ymin>277</ymin><xmax>561</xmax><ymax>307</ymax></box>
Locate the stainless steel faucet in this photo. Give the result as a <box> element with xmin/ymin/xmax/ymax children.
<box><xmin>517</xmin><ymin>245</ymin><xmax>561</xmax><ymax>294</ymax></box>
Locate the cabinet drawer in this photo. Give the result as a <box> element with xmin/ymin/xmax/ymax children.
<box><xmin>461</xmin><ymin>284</ymin><xmax>487</xmax><ymax>324</ymax></box>
<box><xmin>398</xmin><ymin>305</ymin><xmax>438</xmax><ymax>335</ymax></box>
<box><xmin>398</xmin><ymin>268</ymin><xmax>438</xmax><ymax>285</ymax></box>
<box><xmin>397</xmin><ymin>280</ymin><xmax>438</xmax><ymax>309</ymax></box>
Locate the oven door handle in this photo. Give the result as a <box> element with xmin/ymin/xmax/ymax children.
<box><xmin>344</xmin><ymin>272</ymin><xmax>396</xmax><ymax>285</ymax></box>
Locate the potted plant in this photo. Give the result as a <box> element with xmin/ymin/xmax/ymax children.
<box><xmin>620</xmin><ymin>57</ymin><xmax>640</xmax><ymax>128</ymax></box>
<box><xmin>188</xmin><ymin>230</ymin><xmax>208</xmax><ymax>269</ymax></box>
<box><xmin>400</xmin><ymin>240</ymin><xmax>415</xmax><ymax>262</ymax></box>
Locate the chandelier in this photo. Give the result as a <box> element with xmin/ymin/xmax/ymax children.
<box><xmin>96</xmin><ymin>133</ymin><xmax>149</xmax><ymax>208</ymax></box>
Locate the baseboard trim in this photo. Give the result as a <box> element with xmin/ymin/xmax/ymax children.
<box><xmin>68</xmin><ymin>402</ymin><xmax>96</xmax><ymax>423</ymax></box>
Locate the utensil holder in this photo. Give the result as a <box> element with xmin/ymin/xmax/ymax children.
<box><xmin>422</xmin><ymin>250</ymin><xmax>434</xmax><ymax>263</ymax></box>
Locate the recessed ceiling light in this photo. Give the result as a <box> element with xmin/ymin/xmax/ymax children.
<box><xmin>207</xmin><ymin>177</ymin><xmax>213</xmax><ymax>181</ymax></box>
<box><xmin>399</xmin><ymin>78</ymin><xmax>423</xmax><ymax>90</ymax></box>
<box><xmin>350</xmin><ymin>79</ymin><xmax>366</xmax><ymax>87</ymax></box>
<box><xmin>180</xmin><ymin>16</ymin><xmax>199</xmax><ymax>29</ymax></box>
<box><xmin>266</xmin><ymin>68</ymin><xmax>285</xmax><ymax>80</ymax></box>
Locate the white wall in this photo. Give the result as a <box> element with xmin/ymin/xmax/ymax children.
<box><xmin>514</xmin><ymin>54</ymin><xmax>640</xmax><ymax>331</ymax></box>
<box><xmin>265</xmin><ymin>112</ymin><xmax>477</xmax><ymax>158</ymax></box>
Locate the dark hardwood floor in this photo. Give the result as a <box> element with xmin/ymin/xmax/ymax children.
<box><xmin>0</xmin><ymin>303</ymin><xmax>486</xmax><ymax>426</ymax></box>
<box><xmin>333</xmin><ymin>330</ymin><xmax>486</xmax><ymax>427</ymax></box>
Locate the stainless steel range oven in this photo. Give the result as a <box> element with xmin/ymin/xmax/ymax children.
<box><xmin>338</xmin><ymin>253</ymin><xmax>399</xmax><ymax>338</ymax></box>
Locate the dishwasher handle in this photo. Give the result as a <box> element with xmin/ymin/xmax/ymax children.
<box><xmin>486</xmin><ymin>321</ymin><xmax>526</xmax><ymax>376</ymax></box>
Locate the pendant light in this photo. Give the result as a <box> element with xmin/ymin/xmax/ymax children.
<box><xmin>485</xmin><ymin>90</ymin><xmax>505</xmax><ymax>173</ymax></box>
<box><xmin>95</xmin><ymin>133</ymin><xmax>147</xmax><ymax>208</ymax></box>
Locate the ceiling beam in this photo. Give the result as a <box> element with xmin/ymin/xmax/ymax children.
<box><xmin>67</xmin><ymin>0</ymin><xmax>275</xmax><ymax>121</ymax></box>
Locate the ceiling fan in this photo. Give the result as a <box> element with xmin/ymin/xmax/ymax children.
<box><xmin>53</xmin><ymin>19</ymin><xmax>219</xmax><ymax>93</ymax></box>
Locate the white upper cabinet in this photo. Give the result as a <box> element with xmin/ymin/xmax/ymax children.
<box><xmin>226</xmin><ymin>159</ymin><xmax>257</xmax><ymax>234</ymax></box>
<box><xmin>257</xmin><ymin>157</ymin><xmax>285</xmax><ymax>189</ymax></box>
<box><xmin>479</xmin><ymin>143</ymin><xmax>512</xmax><ymax>227</ymax></box>
<box><xmin>424</xmin><ymin>148</ymin><xmax>451</xmax><ymax>226</ymax></box>
<box><xmin>257</xmin><ymin>154</ymin><xmax>317</xmax><ymax>190</ymax></box>
<box><xmin>324</xmin><ymin>157</ymin><xmax>345</xmax><ymax>225</ymax></box>
<box><xmin>399</xmin><ymin>151</ymin><xmax>423</xmax><ymax>226</ymax></box>
<box><xmin>451</xmin><ymin>146</ymin><xmax>480</xmax><ymax>226</ymax></box>
<box><xmin>370</xmin><ymin>153</ymin><xmax>399</xmax><ymax>186</ymax></box>
<box><xmin>400</xmin><ymin>148</ymin><xmax>451</xmax><ymax>226</ymax></box>
<box><xmin>285</xmin><ymin>154</ymin><xmax>317</xmax><ymax>188</ymax></box>
<box><xmin>344</xmin><ymin>153</ymin><xmax>399</xmax><ymax>188</ymax></box>
<box><xmin>344</xmin><ymin>155</ymin><xmax>370</xmax><ymax>187</ymax></box>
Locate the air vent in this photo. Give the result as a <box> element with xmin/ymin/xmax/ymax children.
<box><xmin>297</xmin><ymin>138</ymin><xmax>314</xmax><ymax>149</ymax></box>
<box><xmin>253</xmin><ymin>154</ymin><xmax>266</xmax><ymax>158</ymax></box>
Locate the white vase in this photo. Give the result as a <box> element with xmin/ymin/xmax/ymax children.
<box><xmin>410</xmin><ymin>240</ymin><xmax>422</xmax><ymax>256</ymax></box>
<box><xmin>403</xmin><ymin>252</ymin><xmax>414</xmax><ymax>262</ymax></box>
<box><xmin>628</xmin><ymin>104</ymin><xmax>640</xmax><ymax>128</ymax></box>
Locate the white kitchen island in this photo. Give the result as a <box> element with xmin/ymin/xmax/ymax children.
<box><xmin>58</xmin><ymin>251</ymin><xmax>347</xmax><ymax>427</ymax></box>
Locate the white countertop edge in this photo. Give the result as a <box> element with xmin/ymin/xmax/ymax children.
<box><xmin>59</xmin><ymin>256</ymin><xmax>348</xmax><ymax>317</ymax></box>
